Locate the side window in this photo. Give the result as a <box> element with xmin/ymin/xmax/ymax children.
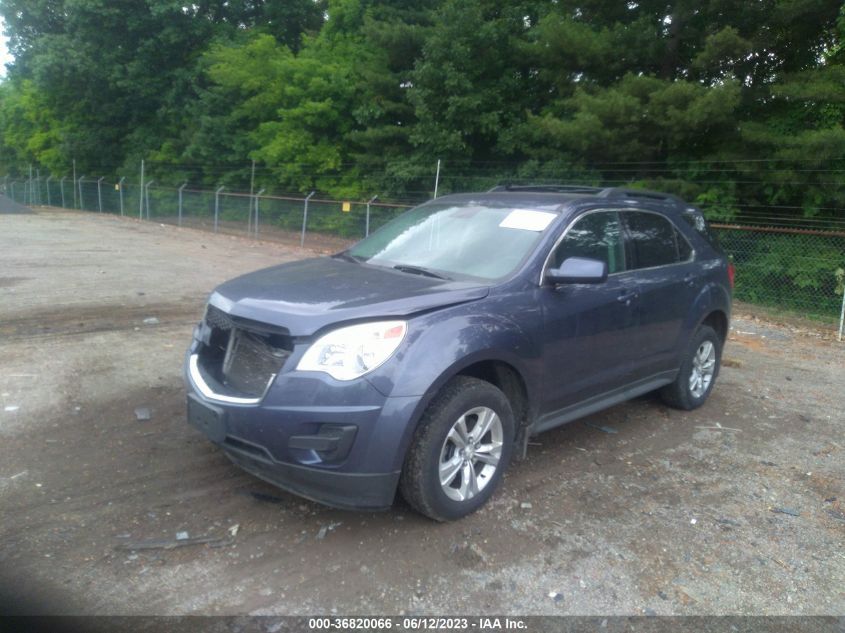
<box><xmin>677</xmin><ymin>230</ymin><xmax>693</xmax><ymax>261</ymax></box>
<box><xmin>625</xmin><ymin>211</ymin><xmax>683</xmax><ymax>269</ymax></box>
<box><xmin>552</xmin><ymin>211</ymin><xmax>626</xmax><ymax>273</ymax></box>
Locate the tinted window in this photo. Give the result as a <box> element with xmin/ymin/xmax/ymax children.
<box><xmin>553</xmin><ymin>211</ymin><xmax>626</xmax><ymax>273</ymax></box>
<box><xmin>626</xmin><ymin>212</ymin><xmax>680</xmax><ymax>269</ymax></box>
<box><xmin>677</xmin><ymin>230</ymin><xmax>693</xmax><ymax>261</ymax></box>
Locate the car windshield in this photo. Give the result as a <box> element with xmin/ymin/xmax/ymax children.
<box><xmin>347</xmin><ymin>202</ymin><xmax>559</xmax><ymax>281</ymax></box>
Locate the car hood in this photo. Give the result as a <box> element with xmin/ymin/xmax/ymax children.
<box><xmin>208</xmin><ymin>257</ymin><xmax>490</xmax><ymax>336</ymax></box>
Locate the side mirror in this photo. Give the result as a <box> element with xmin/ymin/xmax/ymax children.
<box><xmin>546</xmin><ymin>256</ymin><xmax>608</xmax><ymax>285</ymax></box>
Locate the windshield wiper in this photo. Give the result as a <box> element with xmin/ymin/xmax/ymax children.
<box><xmin>392</xmin><ymin>264</ymin><xmax>452</xmax><ymax>280</ymax></box>
<box><xmin>332</xmin><ymin>252</ymin><xmax>365</xmax><ymax>264</ymax></box>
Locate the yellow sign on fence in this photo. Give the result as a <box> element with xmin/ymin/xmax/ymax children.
<box><xmin>342</xmin><ymin>201</ymin><xmax>351</xmax><ymax>212</ymax></box>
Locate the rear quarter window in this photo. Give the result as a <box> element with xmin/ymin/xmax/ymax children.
<box><xmin>682</xmin><ymin>209</ymin><xmax>720</xmax><ymax>248</ymax></box>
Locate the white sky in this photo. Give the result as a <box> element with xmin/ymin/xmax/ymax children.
<box><xmin>0</xmin><ymin>16</ymin><xmax>11</xmax><ymax>78</ymax></box>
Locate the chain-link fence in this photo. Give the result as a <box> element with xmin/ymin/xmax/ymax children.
<box><xmin>711</xmin><ymin>225</ymin><xmax>845</xmax><ymax>325</ymax></box>
<box><xmin>3</xmin><ymin>177</ymin><xmax>411</xmax><ymax>251</ymax></box>
<box><xmin>4</xmin><ymin>175</ymin><xmax>845</xmax><ymax>338</ymax></box>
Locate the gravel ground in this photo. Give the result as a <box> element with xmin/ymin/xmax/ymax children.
<box><xmin>0</xmin><ymin>210</ymin><xmax>843</xmax><ymax>616</ymax></box>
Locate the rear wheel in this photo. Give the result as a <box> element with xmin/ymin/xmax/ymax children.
<box><xmin>660</xmin><ymin>325</ymin><xmax>722</xmax><ymax>410</ymax></box>
<box><xmin>399</xmin><ymin>376</ymin><xmax>515</xmax><ymax>521</ymax></box>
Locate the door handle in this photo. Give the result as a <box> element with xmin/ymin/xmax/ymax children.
<box><xmin>616</xmin><ymin>291</ymin><xmax>638</xmax><ymax>305</ymax></box>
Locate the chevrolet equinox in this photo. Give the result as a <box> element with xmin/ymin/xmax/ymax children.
<box><xmin>185</xmin><ymin>185</ymin><xmax>733</xmax><ymax>521</ymax></box>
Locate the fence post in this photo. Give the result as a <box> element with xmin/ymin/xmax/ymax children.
<box><xmin>10</xmin><ymin>182</ymin><xmax>15</xmax><ymax>201</ymax></box>
<box><xmin>97</xmin><ymin>177</ymin><xmax>104</xmax><ymax>213</ymax></box>
<box><xmin>178</xmin><ymin>182</ymin><xmax>187</xmax><ymax>227</ymax></box>
<box><xmin>434</xmin><ymin>159</ymin><xmax>441</xmax><ymax>198</ymax></box>
<box><xmin>254</xmin><ymin>189</ymin><xmax>265</xmax><ymax>237</ymax></box>
<box><xmin>300</xmin><ymin>191</ymin><xmax>316</xmax><ymax>247</ymax></box>
<box><xmin>366</xmin><ymin>195</ymin><xmax>378</xmax><ymax>237</ymax></box>
<box><xmin>60</xmin><ymin>177</ymin><xmax>66</xmax><ymax>208</ymax></box>
<box><xmin>838</xmin><ymin>290</ymin><xmax>845</xmax><ymax>342</ymax></box>
<box><xmin>138</xmin><ymin>159</ymin><xmax>144</xmax><ymax>219</ymax></box>
<box><xmin>78</xmin><ymin>176</ymin><xmax>85</xmax><ymax>210</ymax></box>
<box><xmin>35</xmin><ymin>169</ymin><xmax>41</xmax><ymax>205</ymax></box>
<box><xmin>46</xmin><ymin>175</ymin><xmax>53</xmax><ymax>206</ymax></box>
<box><xmin>214</xmin><ymin>186</ymin><xmax>225</xmax><ymax>232</ymax></box>
<box><xmin>28</xmin><ymin>164</ymin><xmax>33</xmax><ymax>206</ymax></box>
<box><xmin>118</xmin><ymin>177</ymin><xmax>125</xmax><ymax>215</ymax></box>
<box><xmin>248</xmin><ymin>159</ymin><xmax>256</xmax><ymax>234</ymax></box>
<box><xmin>2</xmin><ymin>175</ymin><xmax>7</xmax><ymax>195</ymax></box>
<box><xmin>72</xmin><ymin>159</ymin><xmax>77</xmax><ymax>209</ymax></box>
<box><xmin>144</xmin><ymin>180</ymin><xmax>154</xmax><ymax>220</ymax></box>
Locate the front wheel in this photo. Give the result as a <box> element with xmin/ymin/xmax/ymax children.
<box><xmin>399</xmin><ymin>376</ymin><xmax>515</xmax><ymax>521</ymax></box>
<box><xmin>660</xmin><ymin>324</ymin><xmax>722</xmax><ymax>410</ymax></box>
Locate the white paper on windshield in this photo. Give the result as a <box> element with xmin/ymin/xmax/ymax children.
<box><xmin>499</xmin><ymin>209</ymin><xmax>556</xmax><ymax>232</ymax></box>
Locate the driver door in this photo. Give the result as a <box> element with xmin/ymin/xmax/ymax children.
<box><xmin>538</xmin><ymin>210</ymin><xmax>641</xmax><ymax>415</ymax></box>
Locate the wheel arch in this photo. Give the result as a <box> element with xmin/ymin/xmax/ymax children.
<box><xmin>700</xmin><ymin>309</ymin><xmax>729</xmax><ymax>345</ymax></box>
<box><xmin>391</xmin><ymin>352</ymin><xmax>536</xmax><ymax>472</ymax></box>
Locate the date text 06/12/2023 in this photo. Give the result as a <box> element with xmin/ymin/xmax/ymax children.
<box><xmin>307</xmin><ymin>617</ymin><xmax>528</xmax><ymax>631</ymax></box>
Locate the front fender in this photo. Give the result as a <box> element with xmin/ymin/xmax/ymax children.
<box><xmin>366</xmin><ymin>305</ymin><xmax>543</xmax><ymax>472</ymax></box>
<box><xmin>367</xmin><ymin>308</ymin><xmax>542</xmax><ymax>400</ymax></box>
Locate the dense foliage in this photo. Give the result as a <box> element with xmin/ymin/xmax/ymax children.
<box><xmin>1</xmin><ymin>0</ymin><xmax>845</xmax><ymax>220</ymax></box>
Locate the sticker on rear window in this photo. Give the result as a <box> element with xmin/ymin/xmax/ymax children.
<box><xmin>499</xmin><ymin>209</ymin><xmax>556</xmax><ymax>232</ymax></box>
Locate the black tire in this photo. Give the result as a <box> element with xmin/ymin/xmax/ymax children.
<box><xmin>660</xmin><ymin>324</ymin><xmax>722</xmax><ymax>411</ymax></box>
<box><xmin>399</xmin><ymin>376</ymin><xmax>515</xmax><ymax>522</ymax></box>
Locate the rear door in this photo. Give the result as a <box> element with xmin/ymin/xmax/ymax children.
<box><xmin>539</xmin><ymin>210</ymin><xmax>641</xmax><ymax>413</ymax></box>
<box><xmin>622</xmin><ymin>210</ymin><xmax>698</xmax><ymax>377</ymax></box>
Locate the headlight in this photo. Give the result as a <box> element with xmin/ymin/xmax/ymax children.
<box><xmin>296</xmin><ymin>321</ymin><xmax>407</xmax><ymax>381</ymax></box>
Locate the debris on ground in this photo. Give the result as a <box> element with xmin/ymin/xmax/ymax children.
<box><xmin>142</xmin><ymin>317</ymin><xmax>160</xmax><ymax>325</ymax></box>
<box><xmin>316</xmin><ymin>522</ymin><xmax>342</xmax><ymax>540</ymax></box>
<box><xmin>694</xmin><ymin>422</ymin><xmax>741</xmax><ymax>432</ymax></box>
<box><xmin>115</xmin><ymin>536</ymin><xmax>227</xmax><ymax>551</ymax></box>
<box><xmin>4</xmin><ymin>405</ymin><xmax>20</xmax><ymax>413</ymax></box>
<box><xmin>771</xmin><ymin>507</ymin><xmax>801</xmax><ymax>517</ymax></box>
<box><xmin>520</xmin><ymin>501</ymin><xmax>533</xmax><ymax>510</ymax></box>
<box><xmin>228</xmin><ymin>524</ymin><xmax>240</xmax><ymax>537</ymax></box>
<box><xmin>8</xmin><ymin>470</ymin><xmax>27</xmax><ymax>480</ymax></box>
<box><xmin>722</xmin><ymin>357</ymin><xmax>743</xmax><ymax>368</ymax></box>
<box><xmin>449</xmin><ymin>542</ymin><xmax>489</xmax><ymax>568</ymax></box>
<box><xmin>175</xmin><ymin>531</ymin><xmax>189</xmax><ymax>540</ymax></box>
<box><xmin>547</xmin><ymin>591</ymin><xmax>563</xmax><ymax>603</ymax></box>
<box><xmin>825</xmin><ymin>509</ymin><xmax>845</xmax><ymax>522</ymax></box>
<box><xmin>584</xmin><ymin>421</ymin><xmax>618</xmax><ymax>434</ymax></box>
<box><xmin>134</xmin><ymin>407</ymin><xmax>152</xmax><ymax>421</ymax></box>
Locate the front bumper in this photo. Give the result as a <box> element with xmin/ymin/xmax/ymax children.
<box><xmin>223</xmin><ymin>442</ymin><xmax>400</xmax><ymax>510</ymax></box>
<box><xmin>185</xmin><ymin>352</ymin><xmax>419</xmax><ymax>510</ymax></box>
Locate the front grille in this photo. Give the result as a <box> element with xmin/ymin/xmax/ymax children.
<box><xmin>206</xmin><ymin>304</ymin><xmax>235</xmax><ymax>331</ymax></box>
<box><xmin>223</xmin><ymin>329</ymin><xmax>291</xmax><ymax>396</ymax></box>
<box><xmin>197</xmin><ymin>305</ymin><xmax>293</xmax><ymax>399</ymax></box>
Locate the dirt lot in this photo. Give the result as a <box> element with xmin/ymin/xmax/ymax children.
<box><xmin>1</xmin><ymin>209</ymin><xmax>843</xmax><ymax>616</ymax></box>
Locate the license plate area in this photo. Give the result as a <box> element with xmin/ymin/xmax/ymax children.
<box><xmin>187</xmin><ymin>394</ymin><xmax>226</xmax><ymax>443</ymax></box>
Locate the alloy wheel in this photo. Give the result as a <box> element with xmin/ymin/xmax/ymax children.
<box><xmin>689</xmin><ymin>340</ymin><xmax>716</xmax><ymax>398</ymax></box>
<box><xmin>438</xmin><ymin>406</ymin><xmax>503</xmax><ymax>502</ymax></box>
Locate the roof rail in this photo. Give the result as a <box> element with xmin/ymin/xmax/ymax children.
<box><xmin>488</xmin><ymin>184</ymin><xmax>603</xmax><ymax>194</ymax></box>
<box><xmin>598</xmin><ymin>187</ymin><xmax>686</xmax><ymax>208</ymax></box>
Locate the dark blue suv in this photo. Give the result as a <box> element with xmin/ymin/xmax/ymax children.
<box><xmin>185</xmin><ymin>185</ymin><xmax>733</xmax><ymax>521</ymax></box>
